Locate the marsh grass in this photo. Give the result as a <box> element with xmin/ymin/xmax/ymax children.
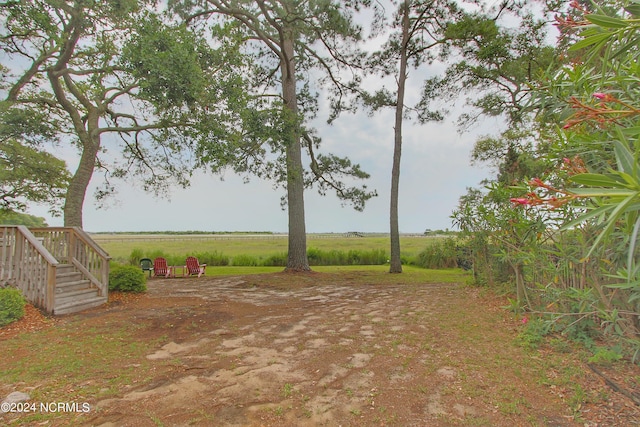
<box><xmin>96</xmin><ymin>234</ymin><xmax>439</xmax><ymax>267</ymax></box>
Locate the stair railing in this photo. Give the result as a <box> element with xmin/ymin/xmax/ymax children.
<box><xmin>0</xmin><ymin>226</ymin><xmax>58</xmax><ymax>313</ymax></box>
<box><xmin>30</xmin><ymin>227</ymin><xmax>110</xmax><ymax>298</ymax></box>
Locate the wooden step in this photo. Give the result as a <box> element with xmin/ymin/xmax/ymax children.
<box><xmin>56</xmin><ymin>271</ymin><xmax>84</xmax><ymax>284</ymax></box>
<box><xmin>54</xmin><ymin>296</ymin><xmax>108</xmax><ymax>315</ymax></box>
<box><xmin>55</xmin><ymin>287</ymin><xmax>99</xmax><ymax>306</ymax></box>
<box><xmin>56</xmin><ymin>264</ymin><xmax>75</xmax><ymax>273</ymax></box>
<box><xmin>53</xmin><ymin>263</ymin><xmax>108</xmax><ymax>315</ymax></box>
<box><xmin>56</xmin><ymin>279</ymin><xmax>92</xmax><ymax>292</ymax></box>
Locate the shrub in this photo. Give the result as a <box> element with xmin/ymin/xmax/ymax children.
<box><xmin>517</xmin><ymin>318</ymin><xmax>552</xmax><ymax>350</ymax></box>
<box><xmin>307</xmin><ymin>248</ymin><xmax>387</xmax><ymax>266</ymax></box>
<box><xmin>348</xmin><ymin>249</ymin><xmax>387</xmax><ymax>265</ymax></box>
<box><xmin>262</xmin><ymin>252</ymin><xmax>287</xmax><ymax>267</ymax></box>
<box><xmin>109</xmin><ymin>264</ymin><xmax>147</xmax><ymax>293</ymax></box>
<box><xmin>192</xmin><ymin>251</ymin><xmax>229</xmax><ymax>266</ymax></box>
<box><xmin>589</xmin><ymin>346</ymin><xmax>623</xmax><ymax>365</ymax></box>
<box><xmin>232</xmin><ymin>254</ymin><xmax>259</xmax><ymax>266</ymax></box>
<box><xmin>414</xmin><ymin>237</ymin><xmax>459</xmax><ymax>269</ymax></box>
<box><xmin>0</xmin><ymin>287</ymin><xmax>26</xmax><ymax>327</ymax></box>
<box><xmin>128</xmin><ymin>248</ymin><xmax>144</xmax><ymax>266</ymax></box>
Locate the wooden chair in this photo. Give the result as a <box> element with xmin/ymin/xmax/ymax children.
<box><xmin>152</xmin><ymin>257</ymin><xmax>172</xmax><ymax>278</ymax></box>
<box><xmin>185</xmin><ymin>256</ymin><xmax>206</xmax><ymax>278</ymax></box>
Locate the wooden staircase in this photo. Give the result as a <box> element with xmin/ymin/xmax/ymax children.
<box><xmin>0</xmin><ymin>226</ymin><xmax>110</xmax><ymax>315</ymax></box>
<box><xmin>54</xmin><ymin>264</ymin><xmax>107</xmax><ymax>315</ymax></box>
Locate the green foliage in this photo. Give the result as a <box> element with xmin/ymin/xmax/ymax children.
<box><xmin>128</xmin><ymin>248</ymin><xmax>144</xmax><ymax>266</ymax></box>
<box><xmin>109</xmin><ymin>237</ymin><xmax>472</xmax><ymax>271</ymax></box>
<box><xmin>0</xmin><ymin>103</ymin><xmax>69</xmax><ymax>214</ymax></box>
<box><xmin>0</xmin><ymin>136</ymin><xmax>70</xmax><ymax>214</ymax></box>
<box><xmin>191</xmin><ymin>251</ymin><xmax>230</xmax><ymax>267</ymax></box>
<box><xmin>0</xmin><ymin>286</ymin><xmax>26</xmax><ymax>327</ymax></box>
<box><xmin>442</xmin><ymin>8</ymin><xmax>558</xmax><ymax>128</ymax></box>
<box><xmin>121</xmin><ymin>15</ymin><xmax>210</xmax><ymax>110</ymax></box>
<box><xmin>128</xmin><ymin>249</ymin><xmax>230</xmax><ymax>268</ymax></box>
<box><xmin>232</xmin><ymin>254</ymin><xmax>259</xmax><ymax>267</ymax></box>
<box><xmin>517</xmin><ymin>318</ymin><xmax>552</xmax><ymax>350</ymax></box>
<box><xmin>1</xmin><ymin>0</ymin><xmax>250</xmax><ymax>225</ymax></box>
<box><xmin>307</xmin><ymin>247</ymin><xmax>387</xmax><ymax>266</ymax></box>
<box><xmin>454</xmin><ymin>1</ymin><xmax>640</xmax><ymax>352</ymax></box>
<box><xmin>262</xmin><ymin>253</ymin><xmax>287</xmax><ymax>267</ymax></box>
<box><xmin>588</xmin><ymin>346</ymin><xmax>623</xmax><ymax>365</ymax></box>
<box><xmin>413</xmin><ymin>237</ymin><xmax>460</xmax><ymax>269</ymax></box>
<box><xmin>504</xmin><ymin>297</ymin><xmax>526</xmax><ymax>316</ymax></box>
<box><xmin>109</xmin><ymin>265</ymin><xmax>147</xmax><ymax>293</ymax></box>
<box><xmin>0</xmin><ymin>211</ymin><xmax>47</xmax><ymax>227</ymax></box>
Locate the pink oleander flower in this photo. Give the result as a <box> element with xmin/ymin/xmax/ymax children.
<box><xmin>529</xmin><ymin>177</ymin><xmax>545</xmax><ymax>188</ymax></box>
<box><xmin>592</xmin><ymin>92</ymin><xmax>616</xmax><ymax>102</ymax></box>
<box><xmin>510</xmin><ymin>198</ymin><xmax>531</xmax><ymax>205</ymax></box>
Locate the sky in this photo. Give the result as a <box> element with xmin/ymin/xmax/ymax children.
<box><xmin>17</xmin><ymin>3</ymin><xmax>512</xmax><ymax>234</ymax></box>
<box><xmin>28</xmin><ymin>101</ymin><xmax>497</xmax><ymax>233</ymax></box>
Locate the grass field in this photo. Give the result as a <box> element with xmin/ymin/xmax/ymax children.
<box><xmin>93</xmin><ymin>233</ymin><xmax>439</xmax><ymax>267</ymax></box>
<box><xmin>173</xmin><ymin>265</ymin><xmax>468</xmax><ymax>282</ymax></box>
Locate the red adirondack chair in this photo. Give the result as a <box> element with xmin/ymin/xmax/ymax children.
<box><xmin>152</xmin><ymin>257</ymin><xmax>172</xmax><ymax>278</ymax></box>
<box><xmin>185</xmin><ymin>256</ymin><xmax>206</xmax><ymax>278</ymax></box>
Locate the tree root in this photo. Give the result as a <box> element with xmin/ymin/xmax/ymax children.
<box><xmin>587</xmin><ymin>363</ymin><xmax>640</xmax><ymax>406</ymax></box>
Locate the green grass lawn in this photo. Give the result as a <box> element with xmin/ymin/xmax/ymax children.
<box><xmin>198</xmin><ymin>264</ymin><xmax>468</xmax><ymax>283</ymax></box>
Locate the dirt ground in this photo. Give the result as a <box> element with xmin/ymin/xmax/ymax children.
<box><xmin>2</xmin><ymin>272</ymin><xmax>640</xmax><ymax>426</ymax></box>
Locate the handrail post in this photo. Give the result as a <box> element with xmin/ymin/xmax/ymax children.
<box><xmin>46</xmin><ymin>264</ymin><xmax>56</xmax><ymax>313</ymax></box>
<box><xmin>69</xmin><ymin>228</ymin><xmax>77</xmax><ymax>264</ymax></box>
<box><xmin>13</xmin><ymin>230</ymin><xmax>23</xmax><ymax>280</ymax></box>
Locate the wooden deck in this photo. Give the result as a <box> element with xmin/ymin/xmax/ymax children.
<box><xmin>0</xmin><ymin>226</ymin><xmax>110</xmax><ymax>315</ymax></box>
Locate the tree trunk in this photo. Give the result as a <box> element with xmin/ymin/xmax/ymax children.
<box><xmin>63</xmin><ymin>140</ymin><xmax>98</xmax><ymax>228</ymax></box>
<box><xmin>389</xmin><ymin>2</ymin><xmax>410</xmax><ymax>274</ymax></box>
<box><xmin>512</xmin><ymin>262</ymin><xmax>530</xmax><ymax>308</ymax></box>
<box><xmin>281</xmin><ymin>30</ymin><xmax>310</xmax><ymax>272</ymax></box>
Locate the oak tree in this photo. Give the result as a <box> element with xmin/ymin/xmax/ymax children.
<box><xmin>0</xmin><ymin>104</ymin><xmax>70</xmax><ymax>213</ymax></box>
<box><xmin>1</xmin><ymin>0</ymin><xmax>244</xmax><ymax>227</ymax></box>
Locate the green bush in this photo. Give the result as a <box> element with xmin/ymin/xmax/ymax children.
<box><xmin>307</xmin><ymin>247</ymin><xmax>387</xmax><ymax>266</ymax></box>
<box><xmin>262</xmin><ymin>252</ymin><xmax>287</xmax><ymax>267</ymax></box>
<box><xmin>414</xmin><ymin>237</ymin><xmax>460</xmax><ymax>269</ymax></box>
<box><xmin>0</xmin><ymin>287</ymin><xmax>26</xmax><ymax>327</ymax></box>
<box><xmin>128</xmin><ymin>248</ymin><xmax>144</xmax><ymax>266</ymax></box>
<box><xmin>589</xmin><ymin>346</ymin><xmax>623</xmax><ymax>365</ymax></box>
<box><xmin>109</xmin><ymin>264</ymin><xmax>147</xmax><ymax>293</ymax></box>
<box><xmin>232</xmin><ymin>254</ymin><xmax>259</xmax><ymax>266</ymax></box>
<box><xmin>192</xmin><ymin>251</ymin><xmax>229</xmax><ymax>266</ymax></box>
<box><xmin>347</xmin><ymin>249</ymin><xmax>387</xmax><ymax>265</ymax></box>
<box><xmin>517</xmin><ymin>318</ymin><xmax>552</xmax><ymax>350</ymax></box>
